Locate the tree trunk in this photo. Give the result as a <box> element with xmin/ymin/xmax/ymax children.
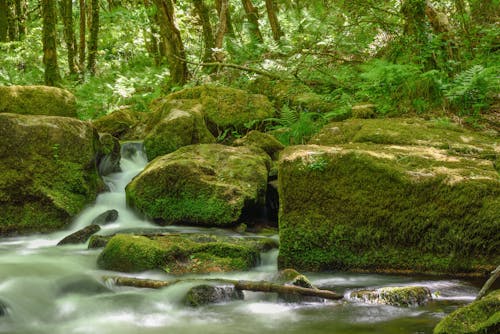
<box><xmin>213</xmin><ymin>0</ymin><xmax>227</xmax><ymax>62</ymax></box>
<box><xmin>14</xmin><ymin>0</ymin><xmax>26</xmax><ymax>38</ymax></box>
<box><xmin>241</xmin><ymin>0</ymin><xmax>263</xmax><ymax>43</ymax></box>
<box><xmin>193</xmin><ymin>0</ymin><xmax>215</xmax><ymax>63</ymax></box>
<box><xmin>0</xmin><ymin>0</ymin><xmax>8</xmax><ymax>42</ymax></box>
<box><xmin>60</xmin><ymin>0</ymin><xmax>78</xmax><ymax>75</ymax></box>
<box><xmin>143</xmin><ymin>0</ymin><xmax>162</xmax><ymax>65</ymax></box>
<box><xmin>104</xmin><ymin>276</ymin><xmax>344</xmax><ymax>301</ymax></box>
<box><xmin>151</xmin><ymin>0</ymin><xmax>188</xmax><ymax>87</ymax></box>
<box><xmin>79</xmin><ymin>0</ymin><xmax>86</xmax><ymax>71</ymax></box>
<box><xmin>265</xmin><ymin>0</ymin><xmax>283</xmax><ymax>42</ymax></box>
<box><xmin>6</xmin><ymin>0</ymin><xmax>17</xmax><ymax>40</ymax></box>
<box><xmin>476</xmin><ymin>265</ymin><xmax>500</xmax><ymax>301</ymax></box>
<box><xmin>41</xmin><ymin>0</ymin><xmax>61</xmax><ymax>86</ymax></box>
<box><xmin>471</xmin><ymin>0</ymin><xmax>499</xmax><ymax>25</ymax></box>
<box><xmin>215</xmin><ymin>0</ymin><xmax>234</xmax><ymax>36</ymax></box>
<box><xmin>87</xmin><ymin>0</ymin><xmax>99</xmax><ymax>75</ymax></box>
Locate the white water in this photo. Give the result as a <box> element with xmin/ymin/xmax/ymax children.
<box><xmin>0</xmin><ymin>143</ymin><xmax>479</xmax><ymax>334</ymax></box>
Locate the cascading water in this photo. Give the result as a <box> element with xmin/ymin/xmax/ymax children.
<box><xmin>0</xmin><ymin>143</ymin><xmax>480</xmax><ymax>334</ymax></box>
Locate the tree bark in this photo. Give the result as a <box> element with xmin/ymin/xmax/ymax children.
<box><xmin>41</xmin><ymin>0</ymin><xmax>61</xmax><ymax>86</ymax></box>
<box><xmin>151</xmin><ymin>0</ymin><xmax>188</xmax><ymax>87</ymax></box>
<box><xmin>241</xmin><ymin>0</ymin><xmax>263</xmax><ymax>43</ymax></box>
<box><xmin>265</xmin><ymin>0</ymin><xmax>283</xmax><ymax>42</ymax></box>
<box><xmin>78</xmin><ymin>0</ymin><xmax>86</xmax><ymax>71</ymax></box>
<box><xmin>6</xmin><ymin>0</ymin><xmax>17</xmax><ymax>40</ymax></box>
<box><xmin>60</xmin><ymin>0</ymin><xmax>78</xmax><ymax>75</ymax></box>
<box><xmin>215</xmin><ymin>0</ymin><xmax>234</xmax><ymax>36</ymax></box>
<box><xmin>143</xmin><ymin>0</ymin><xmax>162</xmax><ymax>65</ymax></box>
<box><xmin>213</xmin><ymin>0</ymin><xmax>227</xmax><ymax>62</ymax></box>
<box><xmin>0</xmin><ymin>0</ymin><xmax>8</xmax><ymax>42</ymax></box>
<box><xmin>104</xmin><ymin>276</ymin><xmax>344</xmax><ymax>301</ymax></box>
<box><xmin>471</xmin><ymin>0</ymin><xmax>499</xmax><ymax>25</ymax></box>
<box><xmin>476</xmin><ymin>265</ymin><xmax>500</xmax><ymax>301</ymax></box>
<box><xmin>87</xmin><ymin>0</ymin><xmax>99</xmax><ymax>75</ymax></box>
<box><xmin>14</xmin><ymin>0</ymin><xmax>26</xmax><ymax>38</ymax></box>
<box><xmin>193</xmin><ymin>0</ymin><xmax>215</xmax><ymax>63</ymax></box>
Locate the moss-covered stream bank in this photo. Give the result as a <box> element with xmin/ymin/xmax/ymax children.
<box><xmin>0</xmin><ymin>144</ymin><xmax>493</xmax><ymax>334</ymax></box>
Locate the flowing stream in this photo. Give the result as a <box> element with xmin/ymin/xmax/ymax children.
<box><xmin>0</xmin><ymin>143</ymin><xmax>480</xmax><ymax>334</ymax></box>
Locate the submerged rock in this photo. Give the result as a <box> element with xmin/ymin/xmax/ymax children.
<box><xmin>350</xmin><ymin>286</ymin><xmax>432</xmax><ymax>307</ymax></box>
<box><xmin>0</xmin><ymin>85</ymin><xmax>77</xmax><ymax>117</ymax></box>
<box><xmin>185</xmin><ymin>284</ymin><xmax>244</xmax><ymax>307</ymax></box>
<box><xmin>96</xmin><ymin>233</ymin><xmax>277</xmax><ymax>273</ymax></box>
<box><xmin>57</xmin><ymin>225</ymin><xmax>101</xmax><ymax>245</ymax></box>
<box><xmin>91</xmin><ymin>209</ymin><xmax>119</xmax><ymax>226</ymax></box>
<box><xmin>434</xmin><ymin>289</ymin><xmax>500</xmax><ymax>333</ymax></box>
<box><xmin>0</xmin><ymin>299</ymin><xmax>9</xmax><ymax>317</ymax></box>
<box><xmin>278</xmin><ymin>118</ymin><xmax>500</xmax><ymax>275</ymax></box>
<box><xmin>126</xmin><ymin>144</ymin><xmax>271</xmax><ymax>227</ymax></box>
<box><xmin>0</xmin><ymin>113</ymin><xmax>105</xmax><ymax>235</ymax></box>
<box><xmin>57</xmin><ymin>274</ymin><xmax>112</xmax><ymax>296</ymax></box>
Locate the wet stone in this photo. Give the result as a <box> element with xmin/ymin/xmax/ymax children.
<box><xmin>57</xmin><ymin>225</ymin><xmax>101</xmax><ymax>245</ymax></box>
<box><xmin>91</xmin><ymin>210</ymin><xmax>119</xmax><ymax>226</ymax></box>
<box><xmin>185</xmin><ymin>284</ymin><xmax>244</xmax><ymax>307</ymax></box>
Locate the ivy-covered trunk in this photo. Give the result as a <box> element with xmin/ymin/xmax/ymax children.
<box><xmin>152</xmin><ymin>0</ymin><xmax>189</xmax><ymax>87</ymax></box>
<box><xmin>215</xmin><ymin>0</ymin><xmax>234</xmax><ymax>36</ymax></box>
<box><xmin>143</xmin><ymin>0</ymin><xmax>162</xmax><ymax>65</ymax></box>
<box><xmin>265</xmin><ymin>0</ymin><xmax>283</xmax><ymax>42</ymax></box>
<box><xmin>60</xmin><ymin>0</ymin><xmax>78</xmax><ymax>75</ymax></box>
<box><xmin>0</xmin><ymin>0</ymin><xmax>7</xmax><ymax>42</ymax></box>
<box><xmin>41</xmin><ymin>0</ymin><xmax>61</xmax><ymax>86</ymax></box>
<box><xmin>79</xmin><ymin>0</ymin><xmax>86</xmax><ymax>71</ymax></box>
<box><xmin>193</xmin><ymin>0</ymin><xmax>215</xmax><ymax>64</ymax></box>
<box><xmin>87</xmin><ymin>0</ymin><xmax>99</xmax><ymax>75</ymax></box>
<box><xmin>14</xmin><ymin>0</ymin><xmax>25</xmax><ymax>38</ymax></box>
<box><xmin>241</xmin><ymin>0</ymin><xmax>263</xmax><ymax>43</ymax></box>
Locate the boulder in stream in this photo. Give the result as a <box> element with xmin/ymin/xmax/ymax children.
<box><xmin>185</xmin><ymin>284</ymin><xmax>244</xmax><ymax>307</ymax></box>
<box><xmin>91</xmin><ymin>209</ymin><xmax>119</xmax><ymax>226</ymax></box>
<box><xmin>57</xmin><ymin>224</ymin><xmax>101</xmax><ymax>245</ymax></box>
<box><xmin>349</xmin><ymin>286</ymin><xmax>432</xmax><ymax>307</ymax></box>
<box><xmin>0</xmin><ymin>113</ymin><xmax>105</xmax><ymax>235</ymax></box>
<box><xmin>0</xmin><ymin>299</ymin><xmax>9</xmax><ymax>317</ymax></box>
<box><xmin>278</xmin><ymin>118</ymin><xmax>500</xmax><ymax>275</ymax></box>
<box><xmin>126</xmin><ymin>144</ymin><xmax>271</xmax><ymax>227</ymax></box>
<box><xmin>274</xmin><ymin>268</ymin><xmax>324</xmax><ymax>303</ymax></box>
<box><xmin>57</xmin><ymin>274</ymin><xmax>112</xmax><ymax>296</ymax></box>
<box><xmin>97</xmin><ymin>133</ymin><xmax>121</xmax><ymax>176</ymax></box>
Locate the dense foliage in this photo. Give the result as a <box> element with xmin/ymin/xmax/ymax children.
<box><xmin>0</xmin><ymin>0</ymin><xmax>498</xmax><ymax>137</ymax></box>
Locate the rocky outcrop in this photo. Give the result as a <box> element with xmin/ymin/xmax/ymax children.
<box><xmin>185</xmin><ymin>284</ymin><xmax>244</xmax><ymax>307</ymax></box>
<box><xmin>96</xmin><ymin>233</ymin><xmax>277</xmax><ymax>273</ymax></box>
<box><xmin>57</xmin><ymin>225</ymin><xmax>101</xmax><ymax>245</ymax></box>
<box><xmin>233</xmin><ymin>130</ymin><xmax>284</xmax><ymax>160</ymax></box>
<box><xmin>0</xmin><ymin>113</ymin><xmax>105</xmax><ymax>235</ymax></box>
<box><xmin>126</xmin><ymin>144</ymin><xmax>271</xmax><ymax>227</ymax></box>
<box><xmin>0</xmin><ymin>85</ymin><xmax>77</xmax><ymax>118</ymax></box>
<box><xmin>434</xmin><ymin>289</ymin><xmax>500</xmax><ymax>333</ymax></box>
<box><xmin>278</xmin><ymin>118</ymin><xmax>500</xmax><ymax>275</ymax></box>
<box><xmin>350</xmin><ymin>286</ymin><xmax>432</xmax><ymax>307</ymax></box>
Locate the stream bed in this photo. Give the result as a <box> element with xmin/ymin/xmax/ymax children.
<box><xmin>0</xmin><ymin>144</ymin><xmax>480</xmax><ymax>334</ymax></box>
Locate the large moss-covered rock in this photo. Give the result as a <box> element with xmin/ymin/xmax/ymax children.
<box><xmin>97</xmin><ymin>233</ymin><xmax>277</xmax><ymax>273</ymax></box>
<box><xmin>434</xmin><ymin>290</ymin><xmax>500</xmax><ymax>333</ymax></box>
<box><xmin>0</xmin><ymin>113</ymin><xmax>104</xmax><ymax>235</ymax></box>
<box><xmin>92</xmin><ymin>108</ymin><xmax>148</xmax><ymax>139</ymax></box>
<box><xmin>278</xmin><ymin>131</ymin><xmax>500</xmax><ymax>274</ymax></box>
<box><xmin>163</xmin><ymin>85</ymin><xmax>276</xmax><ymax>134</ymax></box>
<box><xmin>0</xmin><ymin>85</ymin><xmax>77</xmax><ymax>117</ymax></box>
<box><xmin>126</xmin><ymin>144</ymin><xmax>271</xmax><ymax>227</ymax></box>
<box><xmin>233</xmin><ymin>130</ymin><xmax>284</xmax><ymax>160</ymax></box>
<box><xmin>143</xmin><ymin>103</ymin><xmax>215</xmax><ymax>160</ymax></box>
<box><xmin>350</xmin><ymin>286</ymin><xmax>432</xmax><ymax>307</ymax></box>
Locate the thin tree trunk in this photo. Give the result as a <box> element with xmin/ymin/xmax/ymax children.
<box><xmin>265</xmin><ymin>0</ymin><xmax>283</xmax><ymax>42</ymax></box>
<box><xmin>241</xmin><ymin>0</ymin><xmax>263</xmax><ymax>43</ymax></box>
<box><xmin>0</xmin><ymin>0</ymin><xmax>8</xmax><ymax>42</ymax></box>
<box><xmin>14</xmin><ymin>0</ymin><xmax>26</xmax><ymax>38</ymax></box>
<box><xmin>152</xmin><ymin>0</ymin><xmax>188</xmax><ymax>87</ymax></box>
<box><xmin>104</xmin><ymin>276</ymin><xmax>344</xmax><ymax>301</ymax></box>
<box><xmin>213</xmin><ymin>0</ymin><xmax>227</xmax><ymax>62</ymax></box>
<box><xmin>87</xmin><ymin>0</ymin><xmax>99</xmax><ymax>75</ymax></box>
<box><xmin>78</xmin><ymin>0</ymin><xmax>86</xmax><ymax>71</ymax></box>
<box><xmin>476</xmin><ymin>265</ymin><xmax>500</xmax><ymax>301</ymax></box>
<box><xmin>193</xmin><ymin>0</ymin><xmax>215</xmax><ymax>63</ymax></box>
<box><xmin>143</xmin><ymin>0</ymin><xmax>161</xmax><ymax>65</ymax></box>
<box><xmin>6</xmin><ymin>0</ymin><xmax>17</xmax><ymax>40</ymax></box>
<box><xmin>60</xmin><ymin>0</ymin><xmax>78</xmax><ymax>75</ymax></box>
<box><xmin>215</xmin><ymin>0</ymin><xmax>234</xmax><ymax>36</ymax></box>
<box><xmin>41</xmin><ymin>0</ymin><xmax>61</xmax><ymax>86</ymax></box>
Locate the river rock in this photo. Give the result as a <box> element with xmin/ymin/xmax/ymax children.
<box><xmin>185</xmin><ymin>284</ymin><xmax>244</xmax><ymax>307</ymax></box>
<box><xmin>92</xmin><ymin>108</ymin><xmax>147</xmax><ymax>139</ymax></box>
<box><xmin>434</xmin><ymin>289</ymin><xmax>500</xmax><ymax>333</ymax></box>
<box><xmin>97</xmin><ymin>233</ymin><xmax>277</xmax><ymax>273</ymax></box>
<box><xmin>274</xmin><ymin>269</ymin><xmax>323</xmax><ymax>303</ymax></box>
<box><xmin>0</xmin><ymin>113</ymin><xmax>105</xmax><ymax>235</ymax></box>
<box><xmin>57</xmin><ymin>274</ymin><xmax>112</xmax><ymax>296</ymax></box>
<box><xmin>57</xmin><ymin>225</ymin><xmax>101</xmax><ymax>245</ymax></box>
<box><xmin>126</xmin><ymin>144</ymin><xmax>271</xmax><ymax>227</ymax></box>
<box><xmin>278</xmin><ymin>118</ymin><xmax>500</xmax><ymax>275</ymax></box>
<box><xmin>0</xmin><ymin>85</ymin><xmax>77</xmax><ymax>117</ymax></box>
<box><xmin>233</xmin><ymin>130</ymin><xmax>284</xmax><ymax>160</ymax></box>
<box><xmin>350</xmin><ymin>286</ymin><xmax>432</xmax><ymax>307</ymax></box>
<box><xmin>91</xmin><ymin>209</ymin><xmax>119</xmax><ymax>226</ymax></box>
<box><xmin>97</xmin><ymin>133</ymin><xmax>121</xmax><ymax>176</ymax></box>
<box><xmin>0</xmin><ymin>299</ymin><xmax>9</xmax><ymax>317</ymax></box>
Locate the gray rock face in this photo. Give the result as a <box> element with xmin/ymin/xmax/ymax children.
<box><xmin>349</xmin><ymin>286</ymin><xmax>432</xmax><ymax>307</ymax></box>
<box><xmin>185</xmin><ymin>284</ymin><xmax>244</xmax><ymax>307</ymax></box>
<box><xmin>57</xmin><ymin>225</ymin><xmax>101</xmax><ymax>245</ymax></box>
<box><xmin>91</xmin><ymin>210</ymin><xmax>119</xmax><ymax>226</ymax></box>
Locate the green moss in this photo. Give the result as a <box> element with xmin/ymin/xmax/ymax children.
<box><xmin>278</xmin><ymin>144</ymin><xmax>500</xmax><ymax>275</ymax></box>
<box><xmin>434</xmin><ymin>290</ymin><xmax>500</xmax><ymax>333</ymax></box>
<box><xmin>92</xmin><ymin>108</ymin><xmax>146</xmax><ymax>139</ymax></box>
<box><xmin>351</xmin><ymin>286</ymin><xmax>432</xmax><ymax>307</ymax></box>
<box><xmin>233</xmin><ymin>130</ymin><xmax>285</xmax><ymax>160</ymax></box>
<box><xmin>0</xmin><ymin>85</ymin><xmax>77</xmax><ymax>117</ymax></box>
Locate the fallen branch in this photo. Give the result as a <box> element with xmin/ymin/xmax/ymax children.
<box><xmin>476</xmin><ymin>265</ymin><xmax>500</xmax><ymax>300</ymax></box>
<box><xmin>104</xmin><ymin>275</ymin><xmax>343</xmax><ymax>301</ymax></box>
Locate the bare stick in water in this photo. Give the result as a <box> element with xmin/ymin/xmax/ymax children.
<box><xmin>476</xmin><ymin>265</ymin><xmax>500</xmax><ymax>300</ymax></box>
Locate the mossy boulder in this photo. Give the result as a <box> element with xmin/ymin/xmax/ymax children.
<box><xmin>143</xmin><ymin>103</ymin><xmax>215</xmax><ymax>160</ymax></box>
<box><xmin>233</xmin><ymin>130</ymin><xmax>284</xmax><ymax>160</ymax></box>
<box><xmin>97</xmin><ymin>233</ymin><xmax>277</xmax><ymax>273</ymax></box>
<box><xmin>185</xmin><ymin>284</ymin><xmax>244</xmax><ymax>307</ymax></box>
<box><xmin>0</xmin><ymin>113</ymin><xmax>105</xmax><ymax>235</ymax></box>
<box><xmin>92</xmin><ymin>108</ymin><xmax>148</xmax><ymax>139</ymax></box>
<box><xmin>163</xmin><ymin>85</ymin><xmax>276</xmax><ymax>135</ymax></box>
<box><xmin>274</xmin><ymin>268</ymin><xmax>322</xmax><ymax>303</ymax></box>
<box><xmin>434</xmin><ymin>290</ymin><xmax>500</xmax><ymax>333</ymax></box>
<box><xmin>0</xmin><ymin>85</ymin><xmax>77</xmax><ymax>117</ymax></box>
<box><xmin>126</xmin><ymin>144</ymin><xmax>271</xmax><ymax>227</ymax></box>
<box><xmin>278</xmin><ymin>139</ymin><xmax>500</xmax><ymax>275</ymax></box>
<box><xmin>97</xmin><ymin>133</ymin><xmax>121</xmax><ymax>176</ymax></box>
<box><xmin>350</xmin><ymin>286</ymin><xmax>432</xmax><ymax>307</ymax></box>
